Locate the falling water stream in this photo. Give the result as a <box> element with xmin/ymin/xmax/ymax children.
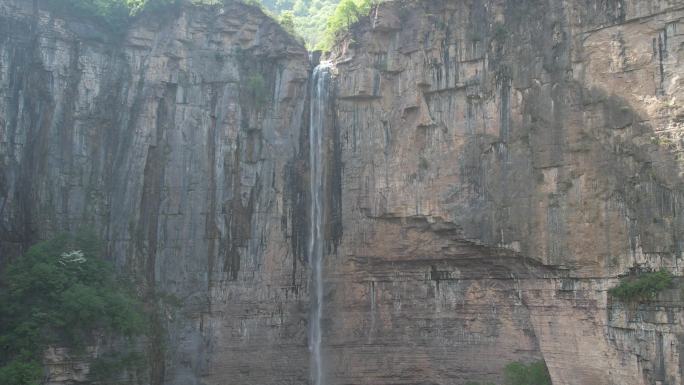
<box><xmin>309</xmin><ymin>62</ymin><xmax>331</xmax><ymax>385</ymax></box>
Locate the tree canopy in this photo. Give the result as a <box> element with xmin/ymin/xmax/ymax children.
<box><xmin>266</xmin><ymin>0</ymin><xmax>374</xmax><ymax>50</ymax></box>
<box><xmin>0</xmin><ymin>233</ymin><xmax>147</xmax><ymax>385</ymax></box>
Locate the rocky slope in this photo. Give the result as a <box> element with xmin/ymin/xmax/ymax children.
<box><xmin>1</xmin><ymin>0</ymin><xmax>684</xmax><ymax>385</ymax></box>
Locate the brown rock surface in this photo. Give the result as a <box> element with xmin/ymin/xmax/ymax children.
<box><xmin>325</xmin><ymin>0</ymin><xmax>684</xmax><ymax>384</ymax></box>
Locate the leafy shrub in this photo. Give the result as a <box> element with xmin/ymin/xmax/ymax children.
<box><xmin>608</xmin><ymin>269</ymin><xmax>673</xmax><ymax>302</ymax></box>
<box><xmin>0</xmin><ymin>361</ymin><xmax>42</xmax><ymax>385</ymax></box>
<box><xmin>245</xmin><ymin>74</ymin><xmax>270</xmax><ymax>107</ymax></box>
<box><xmin>141</xmin><ymin>0</ymin><xmax>183</xmax><ymax>13</ymax></box>
<box><xmin>492</xmin><ymin>23</ymin><xmax>509</xmax><ymax>43</ymax></box>
<box><xmin>0</xmin><ymin>233</ymin><xmax>147</xmax><ymax>385</ymax></box>
<box><xmin>504</xmin><ymin>360</ymin><xmax>551</xmax><ymax>385</ymax></box>
<box><xmin>419</xmin><ymin>156</ymin><xmax>430</xmax><ymax>171</ymax></box>
<box><xmin>279</xmin><ymin>10</ymin><xmax>297</xmax><ymax>35</ymax></box>
<box><xmin>316</xmin><ymin>0</ymin><xmax>373</xmax><ymax>51</ymax></box>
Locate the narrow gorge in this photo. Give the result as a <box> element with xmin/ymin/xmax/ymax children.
<box><xmin>1</xmin><ymin>0</ymin><xmax>683</xmax><ymax>385</ymax></box>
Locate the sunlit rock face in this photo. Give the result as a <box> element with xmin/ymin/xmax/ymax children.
<box><xmin>327</xmin><ymin>0</ymin><xmax>684</xmax><ymax>384</ymax></box>
<box><xmin>1</xmin><ymin>0</ymin><xmax>684</xmax><ymax>385</ymax></box>
<box><xmin>0</xmin><ymin>1</ymin><xmax>311</xmax><ymax>384</ymax></box>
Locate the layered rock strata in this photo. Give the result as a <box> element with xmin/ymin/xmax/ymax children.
<box><xmin>326</xmin><ymin>0</ymin><xmax>684</xmax><ymax>384</ymax></box>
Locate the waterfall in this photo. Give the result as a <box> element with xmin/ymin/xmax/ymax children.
<box><xmin>309</xmin><ymin>62</ymin><xmax>330</xmax><ymax>385</ymax></box>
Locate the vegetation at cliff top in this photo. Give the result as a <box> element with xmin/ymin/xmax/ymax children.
<box><xmin>45</xmin><ymin>0</ymin><xmax>375</xmax><ymax>51</ymax></box>
<box><xmin>317</xmin><ymin>0</ymin><xmax>374</xmax><ymax>50</ymax></box>
<box><xmin>45</xmin><ymin>0</ymin><xmax>230</xmax><ymax>28</ymax></box>
<box><xmin>45</xmin><ymin>0</ymin><xmax>182</xmax><ymax>27</ymax></box>
<box><xmin>249</xmin><ymin>0</ymin><xmax>377</xmax><ymax>50</ymax></box>
<box><xmin>0</xmin><ymin>233</ymin><xmax>147</xmax><ymax>385</ymax></box>
<box><xmin>608</xmin><ymin>269</ymin><xmax>674</xmax><ymax>302</ymax></box>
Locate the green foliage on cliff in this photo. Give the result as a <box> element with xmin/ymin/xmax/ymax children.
<box><xmin>609</xmin><ymin>270</ymin><xmax>673</xmax><ymax>302</ymax></box>
<box><xmin>504</xmin><ymin>360</ymin><xmax>552</xmax><ymax>385</ymax></box>
<box><xmin>0</xmin><ymin>361</ymin><xmax>42</xmax><ymax>385</ymax></box>
<box><xmin>261</xmin><ymin>0</ymin><xmax>376</xmax><ymax>50</ymax></box>
<box><xmin>46</xmin><ymin>0</ymin><xmax>179</xmax><ymax>25</ymax></box>
<box><xmin>42</xmin><ymin>0</ymin><xmax>374</xmax><ymax>50</ymax></box>
<box><xmin>0</xmin><ymin>233</ymin><xmax>147</xmax><ymax>385</ymax></box>
<box><xmin>262</xmin><ymin>0</ymin><xmax>338</xmax><ymax>47</ymax></box>
<box><xmin>463</xmin><ymin>360</ymin><xmax>550</xmax><ymax>385</ymax></box>
<box><xmin>316</xmin><ymin>0</ymin><xmax>372</xmax><ymax>50</ymax></box>
<box><xmin>245</xmin><ymin>73</ymin><xmax>270</xmax><ymax>107</ymax></box>
<box><xmin>278</xmin><ymin>10</ymin><xmax>297</xmax><ymax>34</ymax></box>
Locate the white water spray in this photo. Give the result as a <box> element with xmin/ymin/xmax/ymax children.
<box><xmin>309</xmin><ymin>62</ymin><xmax>330</xmax><ymax>385</ymax></box>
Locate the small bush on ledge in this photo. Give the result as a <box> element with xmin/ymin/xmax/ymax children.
<box><xmin>504</xmin><ymin>360</ymin><xmax>552</xmax><ymax>385</ymax></box>
<box><xmin>245</xmin><ymin>74</ymin><xmax>270</xmax><ymax>107</ymax></box>
<box><xmin>465</xmin><ymin>360</ymin><xmax>551</xmax><ymax>385</ymax></box>
<box><xmin>608</xmin><ymin>269</ymin><xmax>673</xmax><ymax>302</ymax></box>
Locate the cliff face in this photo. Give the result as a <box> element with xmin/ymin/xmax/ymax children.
<box><xmin>0</xmin><ymin>1</ymin><xmax>311</xmax><ymax>384</ymax></box>
<box><xmin>1</xmin><ymin>0</ymin><xmax>684</xmax><ymax>385</ymax></box>
<box><xmin>327</xmin><ymin>0</ymin><xmax>684</xmax><ymax>384</ymax></box>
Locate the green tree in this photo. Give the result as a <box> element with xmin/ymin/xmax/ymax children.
<box><xmin>259</xmin><ymin>0</ymin><xmax>379</xmax><ymax>50</ymax></box>
<box><xmin>330</xmin><ymin>0</ymin><xmax>359</xmax><ymax>29</ymax></box>
<box><xmin>0</xmin><ymin>233</ymin><xmax>147</xmax><ymax>385</ymax></box>
<box><xmin>279</xmin><ymin>10</ymin><xmax>297</xmax><ymax>35</ymax></box>
<box><xmin>316</xmin><ymin>0</ymin><xmax>374</xmax><ymax>51</ymax></box>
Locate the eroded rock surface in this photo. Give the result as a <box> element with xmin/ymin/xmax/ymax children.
<box><xmin>0</xmin><ymin>1</ymin><xmax>311</xmax><ymax>384</ymax></box>
<box><xmin>326</xmin><ymin>0</ymin><xmax>684</xmax><ymax>384</ymax></box>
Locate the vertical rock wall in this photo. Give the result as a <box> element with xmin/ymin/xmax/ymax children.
<box><xmin>327</xmin><ymin>0</ymin><xmax>684</xmax><ymax>384</ymax></box>
<box><xmin>0</xmin><ymin>1</ymin><xmax>311</xmax><ymax>384</ymax></box>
